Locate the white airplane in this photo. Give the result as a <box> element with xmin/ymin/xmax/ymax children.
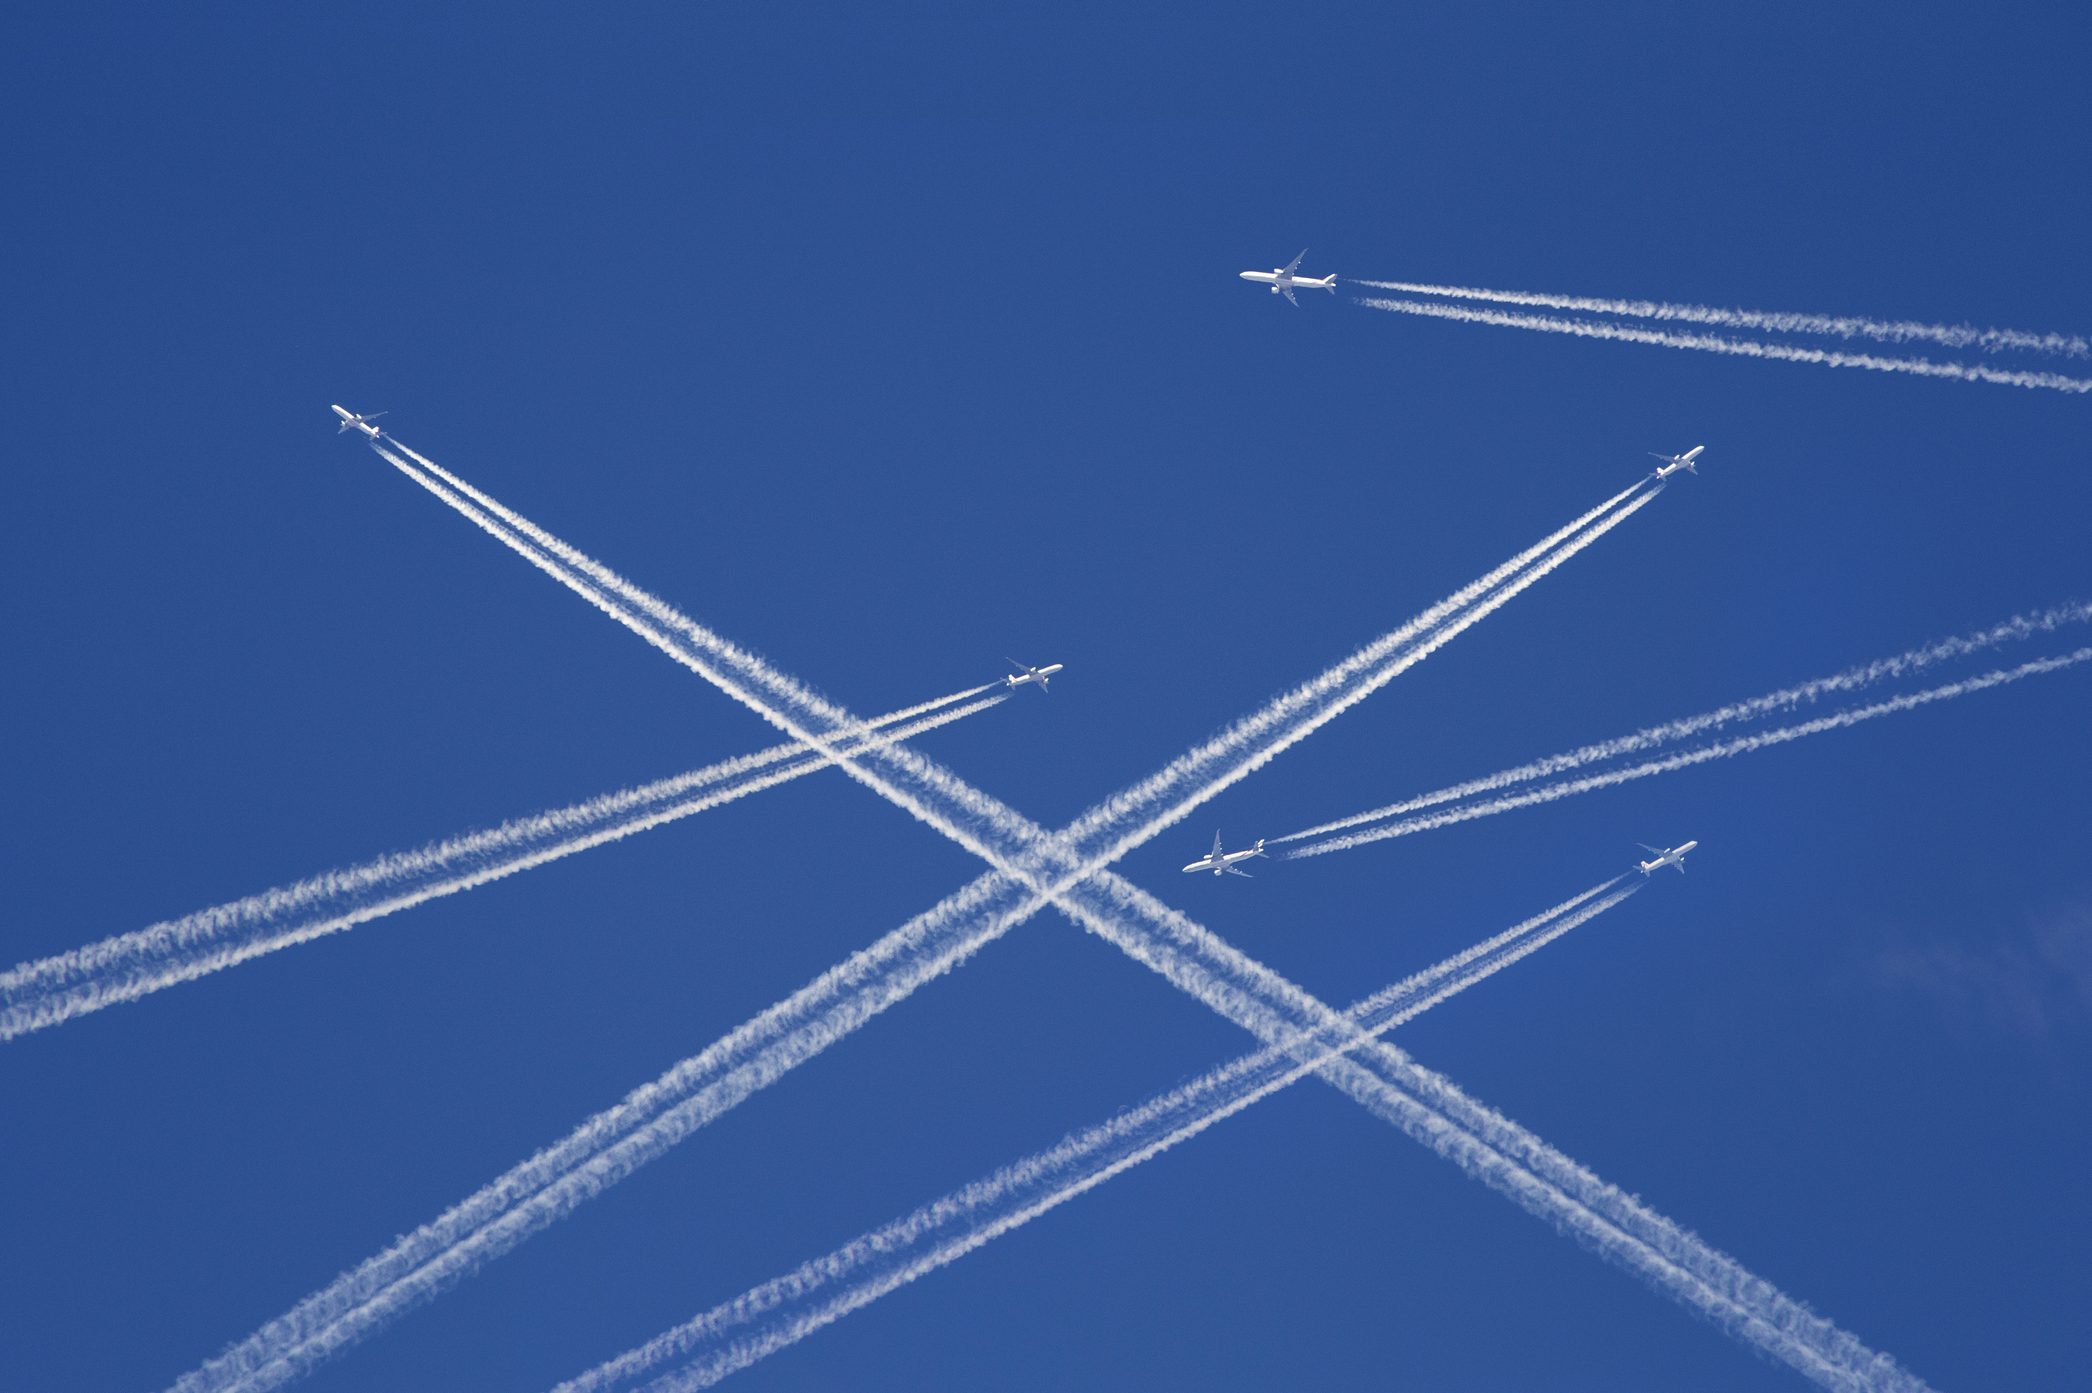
<box><xmin>1004</xmin><ymin>659</ymin><xmax>1064</xmax><ymax>693</ymax></box>
<box><xmin>1182</xmin><ymin>831</ymin><xmax>1268</xmax><ymax>878</ymax></box>
<box><xmin>332</xmin><ymin>405</ymin><xmax>388</xmax><ymax>440</ymax></box>
<box><xmin>1648</xmin><ymin>445</ymin><xmax>1705</xmax><ymax>480</ymax></box>
<box><xmin>1636</xmin><ymin>840</ymin><xmax>1699</xmax><ymax>875</ymax></box>
<box><xmin>1238</xmin><ymin>249</ymin><xmax>1338</xmax><ymax>307</ymax></box>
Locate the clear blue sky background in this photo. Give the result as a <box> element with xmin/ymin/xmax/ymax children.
<box><xmin>4</xmin><ymin>6</ymin><xmax>2089</xmax><ymax>1390</ymax></box>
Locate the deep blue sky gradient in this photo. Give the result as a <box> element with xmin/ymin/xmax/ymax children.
<box><xmin>4</xmin><ymin>6</ymin><xmax>2090</xmax><ymax>1390</ymax></box>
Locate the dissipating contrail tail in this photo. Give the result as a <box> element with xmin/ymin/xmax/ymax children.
<box><xmin>1272</xmin><ymin>599</ymin><xmax>2092</xmax><ymax>847</ymax></box>
<box><xmin>1351</xmin><ymin>278</ymin><xmax>2092</xmax><ymax>359</ymax></box>
<box><xmin>1352</xmin><ymin>294</ymin><xmax>2092</xmax><ymax>394</ymax></box>
<box><xmin>1286</xmin><ymin>645</ymin><xmax>2092</xmax><ymax>858</ymax></box>
<box><xmin>0</xmin><ymin>691</ymin><xmax>1001</xmax><ymax>1042</ymax></box>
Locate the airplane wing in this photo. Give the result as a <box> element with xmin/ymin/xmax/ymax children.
<box><xmin>1223</xmin><ymin>864</ymin><xmax>1254</xmax><ymax>878</ymax></box>
<box><xmin>1281</xmin><ymin>248</ymin><xmax>1306</xmax><ymax>275</ymax></box>
<box><xmin>1210</xmin><ymin>830</ymin><xmax>1223</xmax><ymax>858</ymax></box>
<box><xmin>1281</xmin><ymin>286</ymin><xmax>1299</xmax><ymax>307</ymax></box>
<box><xmin>1637</xmin><ymin>843</ymin><xmax>1662</xmax><ymax>854</ymax></box>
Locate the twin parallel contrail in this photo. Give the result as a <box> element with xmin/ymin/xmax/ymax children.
<box><xmin>1276</xmin><ymin>600</ymin><xmax>2092</xmax><ymax>855</ymax></box>
<box><xmin>169</xmin><ymin>450</ymin><xmax>1667</xmax><ymax>1392</ymax></box>
<box><xmin>1351</xmin><ymin>278</ymin><xmax>2092</xmax><ymax>359</ymax></box>
<box><xmin>266</xmin><ymin>443</ymin><xmax>1923</xmax><ymax>1393</ymax></box>
<box><xmin>553</xmin><ymin>877</ymin><xmax>1643</xmax><ymax>1393</ymax></box>
<box><xmin>0</xmin><ymin>690</ymin><xmax>1001</xmax><ymax>1042</ymax></box>
<box><xmin>1352</xmin><ymin>293</ymin><xmax>2092</xmax><ymax>394</ymax></box>
<box><xmin>1283</xmin><ymin>646</ymin><xmax>2092</xmax><ymax>856</ymax></box>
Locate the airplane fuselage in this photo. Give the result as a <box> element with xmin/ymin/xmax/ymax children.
<box><xmin>331</xmin><ymin>404</ymin><xmax>383</xmax><ymax>440</ymax></box>
<box><xmin>1637</xmin><ymin>839</ymin><xmax>1699</xmax><ymax>875</ymax></box>
<box><xmin>1652</xmin><ymin>445</ymin><xmax>1705</xmax><ymax>480</ymax></box>
<box><xmin>1004</xmin><ymin>661</ymin><xmax>1064</xmax><ymax>691</ymax></box>
<box><xmin>1182</xmin><ymin>838</ymin><xmax>1268</xmax><ymax>876</ymax></box>
<box><xmin>1238</xmin><ymin>270</ymin><xmax>1339</xmax><ymax>293</ymax></box>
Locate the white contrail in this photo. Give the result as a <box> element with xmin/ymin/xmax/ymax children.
<box><xmin>384</xmin><ymin>437</ymin><xmax>1654</xmax><ymax>878</ymax></box>
<box><xmin>1353</xmin><ymin>294</ymin><xmax>2092</xmax><ymax>394</ymax></box>
<box><xmin>1288</xmin><ymin>646</ymin><xmax>2092</xmax><ymax>858</ymax></box>
<box><xmin>1036</xmin><ymin>875</ymin><xmax>1930</xmax><ymax>1393</ymax></box>
<box><xmin>1058</xmin><ymin>480</ymin><xmax>1653</xmax><ymax>858</ymax></box>
<box><xmin>170</xmin><ymin>459</ymin><xmax>1659</xmax><ymax>1392</ymax></box>
<box><xmin>553</xmin><ymin>879</ymin><xmax>1640</xmax><ymax>1393</ymax></box>
<box><xmin>360</xmin><ymin>445</ymin><xmax>1913</xmax><ymax>1389</ymax></box>
<box><xmin>0</xmin><ymin>692</ymin><xmax>1001</xmax><ymax>1041</ymax></box>
<box><xmin>316</xmin><ymin>444</ymin><xmax>1914</xmax><ymax>1391</ymax></box>
<box><xmin>1274</xmin><ymin>600</ymin><xmax>2092</xmax><ymax>846</ymax></box>
<box><xmin>1351</xmin><ymin>278</ymin><xmax>2092</xmax><ymax>359</ymax></box>
<box><xmin>371</xmin><ymin>444</ymin><xmax>1040</xmax><ymax>873</ymax></box>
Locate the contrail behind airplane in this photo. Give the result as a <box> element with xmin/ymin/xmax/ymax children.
<box><xmin>165</xmin><ymin>449</ymin><xmax>1664</xmax><ymax>1393</ymax></box>
<box><xmin>360</xmin><ymin>436</ymin><xmax>1911</xmax><ymax>1393</ymax></box>
<box><xmin>1272</xmin><ymin>599</ymin><xmax>2092</xmax><ymax>848</ymax></box>
<box><xmin>1284</xmin><ymin>647</ymin><xmax>2092</xmax><ymax>858</ymax></box>
<box><xmin>1353</xmin><ymin>294</ymin><xmax>2092</xmax><ymax>394</ymax></box>
<box><xmin>1351</xmin><ymin>279</ymin><xmax>2092</xmax><ymax>359</ymax></box>
<box><xmin>553</xmin><ymin>878</ymin><xmax>1642</xmax><ymax>1393</ymax></box>
<box><xmin>0</xmin><ymin>690</ymin><xmax>1002</xmax><ymax>1041</ymax></box>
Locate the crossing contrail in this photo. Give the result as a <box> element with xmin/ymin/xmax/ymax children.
<box><xmin>1350</xmin><ymin>278</ymin><xmax>2092</xmax><ymax>359</ymax></box>
<box><xmin>552</xmin><ymin>878</ymin><xmax>1641</xmax><ymax>1392</ymax></box>
<box><xmin>0</xmin><ymin>691</ymin><xmax>1001</xmax><ymax>1042</ymax></box>
<box><xmin>250</xmin><ymin>440</ymin><xmax>1920</xmax><ymax>1393</ymax></box>
<box><xmin>1285</xmin><ymin>646</ymin><xmax>2092</xmax><ymax>858</ymax></box>
<box><xmin>1274</xmin><ymin>600</ymin><xmax>2092</xmax><ymax>847</ymax></box>
<box><xmin>1038</xmin><ymin>874</ymin><xmax>1931</xmax><ymax>1393</ymax></box>
<box><xmin>1352</xmin><ymin>294</ymin><xmax>2092</xmax><ymax>394</ymax></box>
<box><xmin>353</xmin><ymin>441</ymin><xmax>1918</xmax><ymax>1391</ymax></box>
<box><xmin>385</xmin><ymin>437</ymin><xmax>1655</xmax><ymax>878</ymax></box>
<box><xmin>168</xmin><ymin>452</ymin><xmax>1661</xmax><ymax>1392</ymax></box>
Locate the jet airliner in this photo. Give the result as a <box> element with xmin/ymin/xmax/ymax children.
<box><xmin>1636</xmin><ymin>840</ymin><xmax>1699</xmax><ymax>875</ymax></box>
<box><xmin>1004</xmin><ymin>659</ymin><xmax>1063</xmax><ymax>693</ymax></box>
<box><xmin>1648</xmin><ymin>445</ymin><xmax>1705</xmax><ymax>480</ymax></box>
<box><xmin>1182</xmin><ymin>831</ymin><xmax>1268</xmax><ymax>878</ymax></box>
<box><xmin>1238</xmin><ymin>250</ymin><xmax>1338</xmax><ymax>306</ymax></box>
<box><xmin>332</xmin><ymin>405</ymin><xmax>388</xmax><ymax>440</ymax></box>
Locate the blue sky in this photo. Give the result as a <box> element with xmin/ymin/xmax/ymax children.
<box><xmin>4</xmin><ymin>5</ymin><xmax>2089</xmax><ymax>1389</ymax></box>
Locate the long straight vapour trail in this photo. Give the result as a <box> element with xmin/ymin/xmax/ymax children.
<box><xmin>1287</xmin><ymin>646</ymin><xmax>2092</xmax><ymax>858</ymax></box>
<box><xmin>1273</xmin><ymin>599</ymin><xmax>2092</xmax><ymax>847</ymax></box>
<box><xmin>554</xmin><ymin>878</ymin><xmax>1641</xmax><ymax>1393</ymax></box>
<box><xmin>1353</xmin><ymin>295</ymin><xmax>2092</xmax><ymax>394</ymax></box>
<box><xmin>169</xmin><ymin>457</ymin><xmax>1661</xmax><ymax>1393</ymax></box>
<box><xmin>331</xmin><ymin>444</ymin><xmax>1917</xmax><ymax>1391</ymax></box>
<box><xmin>1352</xmin><ymin>278</ymin><xmax>2092</xmax><ymax>359</ymax></box>
<box><xmin>0</xmin><ymin>690</ymin><xmax>1001</xmax><ymax>1042</ymax></box>
<box><xmin>1033</xmin><ymin>874</ymin><xmax>1931</xmax><ymax>1393</ymax></box>
<box><xmin>384</xmin><ymin>435</ymin><xmax>1655</xmax><ymax>879</ymax></box>
<box><xmin>368</xmin><ymin>443</ymin><xmax>1912</xmax><ymax>1389</ymax></box>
